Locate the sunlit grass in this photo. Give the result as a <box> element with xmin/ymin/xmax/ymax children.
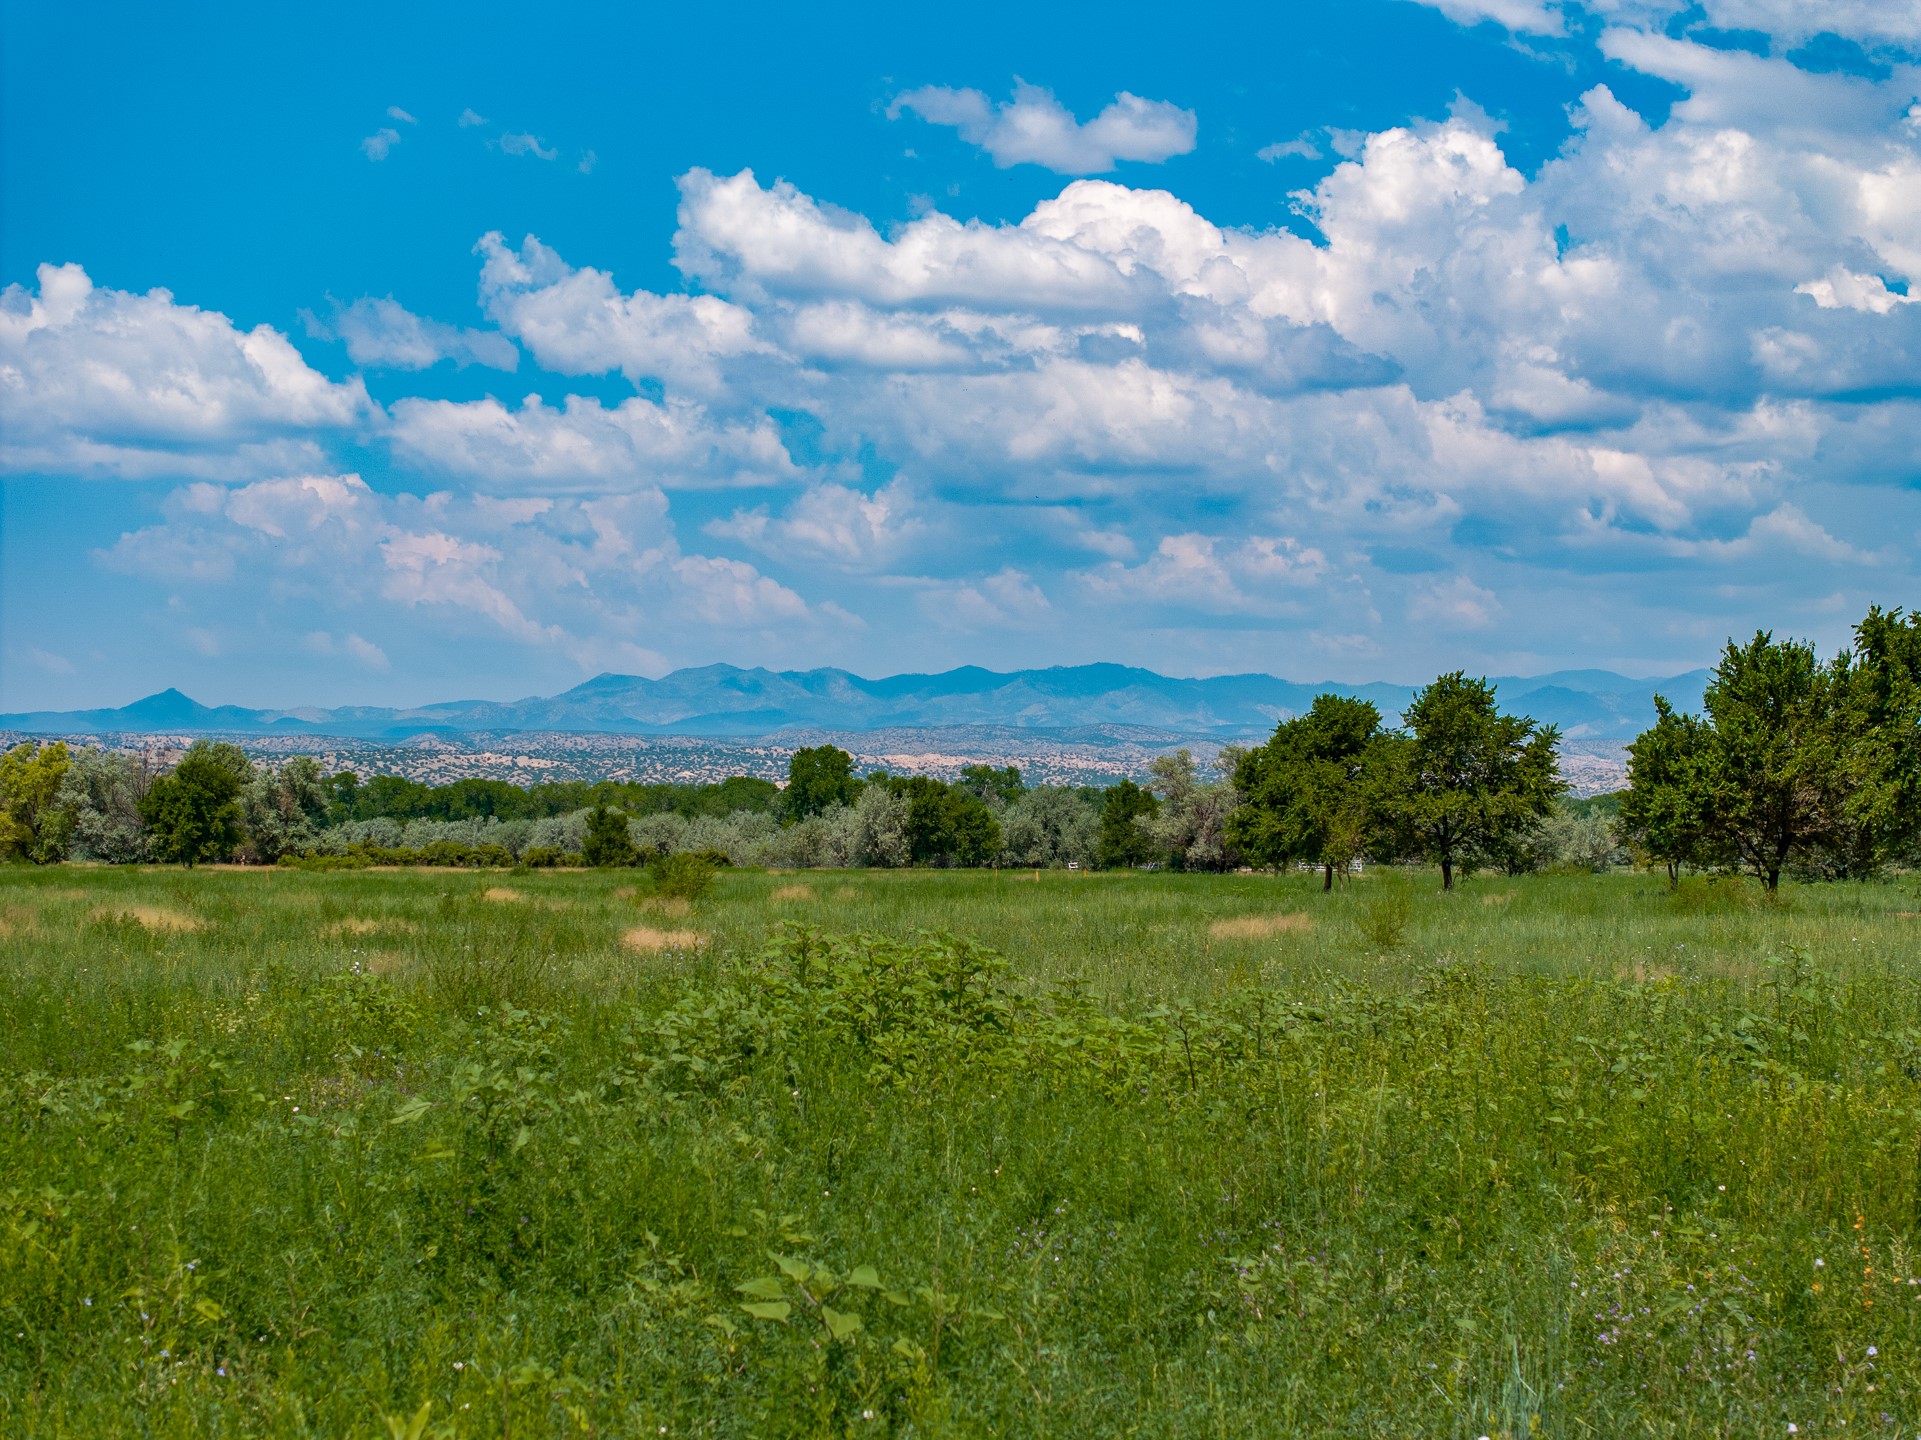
<box><xmin>2</xmin><ymin>863</ymin><xmax>1917</xmax><ymax>1435</ymax></box>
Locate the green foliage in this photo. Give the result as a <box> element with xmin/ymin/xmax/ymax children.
<box><xmin>1620</xmin><ymin>696</ymin><xmax>1719</xmax><ymax>883</ymax></box>
<box><xmin>0</xmin><ymin>739</ymin><xmax>73</xmax><ymax>863</ymax></box>
<box><xmin>55</xmin><ymin>746</ymin><xmax>152</xmax><ymax>862</ymax></box>
<box><xmin>1095</xmin><ymin>778</ymin><xmax>1159</xmax><ymax>868</ymax></box>
<box><xmin>1138</xmin><ymin>749</ymin><xmax>1241</xmax><ymax>871</ymax></box>
<box><xmin>240</xmin><ymin>756</ymin><xmax>330</xmax><ymax>863</ymax></box>
<box><xmin>1229</xmin><ymin>695</ymin><xmax>1384</xmax><ymax>886</ymax></box>
<box><xmin>580</xmin><ymin>804</ymin><xmax>639</xmax><ymax>868</ymax></box>
<box><xmin>1374</xmin><ymin>672</ymin><xmax>1565</xmax><ymax>889</ymax></box>
<box><xmin>783</xmin><ymin>745</ymin><xmax>860</xmax><ymax>821</ymax></box>
<box><xmin>888</xmin><ymin>775</ymin><xmax>1001</xmax><ymax>867</ymax></box>
<box><xmin>649</xmin><ymin>850</ymin><xmax>720</xmax><ymax>901</ymax></box>
<box><xmin>324</xmin><ymin>769</ymin><xmax>781</xmax><ymax>826</ymax></box>
<box><xmin>137</xmin><ymin>740</ymin><xmax>250</xmax><ymax>867</ymax></box>
<box><xmin>1623</xmin><ymin>610</ymin><xmax>1920</xmax><ymax>891</ymax></box>
<box><xmin>955</xmin><ymin>763</ymin><xmax>1023</xmax><ymax>806</ymax></box>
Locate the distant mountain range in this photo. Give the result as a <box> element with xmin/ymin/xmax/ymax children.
<box><xmin>1</xmin><ymin>663</ymin><xmax>1709</xmax><ymax>742</ymax></box>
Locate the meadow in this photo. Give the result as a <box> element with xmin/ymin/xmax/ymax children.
<box><xmin>1</xmin><ymin>863</ymin><xmax>1918</xmax><ymax>1436</ymax></box>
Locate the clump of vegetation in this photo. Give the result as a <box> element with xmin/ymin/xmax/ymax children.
<box><xmin>649</xmin><ymin>849</ymin><xmax>721</xmax><ymax>901</ymax></box>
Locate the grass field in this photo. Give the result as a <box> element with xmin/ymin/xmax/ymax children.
<box><xmin>2</xmin><ymin>863</ymin><xmax>1919</xmax><ymax>1436</ymax></box>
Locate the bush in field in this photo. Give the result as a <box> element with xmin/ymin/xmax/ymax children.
<box><xmin>582</xmin><ymin>804</ymin><xmax>639</xmax><ymax>867</ymax></box>
<box><xmin>650</xmin><ymin>850</ymin><xmax>719</xmax><ymax>901</ymax></box>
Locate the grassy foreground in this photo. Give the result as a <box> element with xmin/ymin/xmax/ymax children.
<box><xmin>2</xmin><ymin>864</ymin><xmax>1918</xmax><ymax>1436</ymax></box>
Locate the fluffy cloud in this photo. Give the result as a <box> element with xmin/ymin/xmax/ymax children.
<box><xmin>1411</xmin><ymin>0</ymin><xmax>1921</xmax><ymax>52</ymax></box>
<box><xmin>318</xmin><ymin>296</ymin><xmax>519</xmax><ymax>371</ymax></box>
<box><xmin>890</xmin><ymin>82</ymin><xmax>1197</xmax><ymax>173</ymax></box>
<box><xmin>31</xmin><ymin>20</ymin><xmax>1921</xmax><ymax>683</ymax></box>
<box><xmin>477</xmin><ymin>233</ymin><xmax>766</xmax><ymax>391</ymax></box>
<box><xmin>0</xmin><ymin>262</ymin><xmax>370</xmax><ymax>478</ymax></box>
<box><xmin>1080</xmin><ymin>533</ymin><xmax>1329</xmax><ymax>615</ymax></box>
<box><xmin>99</xmin><ymin>472</ymin><xmax>821</xmax><ymax>669</ymax></box>
<box><xmin>707</xmin><ymin>478</ymin><xmax>930</xmax><ymax>568</ymax></box>
<box><xmin>387</xmin><ymin>392</ymin><xmax>803</xmax><ymax>491</ymax></box>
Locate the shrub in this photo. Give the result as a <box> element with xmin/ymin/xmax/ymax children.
<box><xmin>650</xmin><ymin>850</ymin><xmax>719</xmax><ymax>901</ymax></box>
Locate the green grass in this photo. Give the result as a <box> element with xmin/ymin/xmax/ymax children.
<box><xmin>2</xmin><ymin>863</ymin><xmax>1919</xmax><ymax>1436</ymax></box>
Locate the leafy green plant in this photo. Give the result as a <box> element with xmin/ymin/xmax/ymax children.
<box><xmin>650</xmin><ymin>850</ymin><xmax>719</xmax><ymax>901</ymax></box>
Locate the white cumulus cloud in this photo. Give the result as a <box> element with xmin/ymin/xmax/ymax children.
<box><xmin>890</xmin><ymin>82</ymin><xmax>1198</xmax><ymax>174</ymax></box>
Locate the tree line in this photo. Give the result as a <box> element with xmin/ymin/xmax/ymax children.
<box><xmin>4</xmin><ymin>605</ymin><xmax>1913</xmax><ymax>884</ymax></box>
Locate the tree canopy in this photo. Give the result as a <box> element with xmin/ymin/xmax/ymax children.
<box><xmin>1374</xmin><ymin>674</ymin><xmax>1563</xmax><ymax>890</ymax></box>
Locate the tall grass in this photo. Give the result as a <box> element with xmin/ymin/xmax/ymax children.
<box><xmin>1</xmin><ymin>864</ymin><xmax>1917</xmax><ymax>1435</ymax></box>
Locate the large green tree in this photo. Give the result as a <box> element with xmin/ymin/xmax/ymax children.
<box><xmin>1618</xmin><ymin>696</ymin><xmax>1721</xmax><ymax>884</ymax></box>
<box><xmin>0</xmin><ymin>740</ymin><xmax>74</xmax><ymax>864</ymax></box>
<box><xmin>1822</xmin><ymin>606</ymin><xmax>1921</xmax><ymax>875</ymax></box>
<box><xmin>783</xmin><ymin>746</ymin><xmax>860</xmax><ymax>821</ymax></box>
<box><xmin>1695</xmin><ymin>630</ymin><xmax>1845</xmax><ymax>891</ymax></box>
<box><xmin>241</xmin><ymin>756</ymin><xmax>329</xmax><ymax>862</ymax></box>
<box><xmin>892</xmin><ymin>776</ymin><xmax>1000</xmax><ymax>867</ymax></box>
<box><xmin>1228</xmin><ymin>695</ymin><xmax>1383</xmax><ymax>889</ymax></box>
<box><xmin>1094</xmin><ymin>779</ymin><xmax>1160</xmax><ymax>869</ymax></box>
<box><xmin>1376</xmin><ymin>674</ymin><xmax>1564</xmax><ymax>890</ymax></box>
<box><xmin>139</xmin><ymin>741</ymin><xmax>250</xmax><ymax>867</ymax></box>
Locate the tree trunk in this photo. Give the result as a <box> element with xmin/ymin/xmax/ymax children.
<box><xmin>1441</xmin><ymin>856</ymin><xmax>1454</xmax><ymax>891</ymax></box>
<box><xmin>1666</xmin><ymin>860</ymin><xmax>1678</xmax><ymax>887</ymax></box>
<box><xmin>1322</xmin><ymin>863</ymin><xmax>1334</xmax><ymax>892</ymax></box>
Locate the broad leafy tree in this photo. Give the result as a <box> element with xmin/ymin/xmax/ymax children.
<box><xmin>1695</xmin><ymin>631</ymin><xmax>1843</xmax><ymax>891</ymax></box>
<box><xmin>1139</xmin><ymin>749</ymin><xmax>1241</xmax><ymax>872</ymax></box>
<box><xmin>241</xmin><ymin>756</ymin><xmax>330</xmax><ymax>862</ymax></box>
<box><xmin>1095</xmin><ymin>779</ymin><xmax>1160</xmax><ymax>868</ymax></box>
<box><xmin>1821</xmin><ymin>606</ymin><xmax>1921</xmax><ymax>875</ymax></box>
<box><xmin>139</xmin><ymin>741</ymin><xmax>250</xmax><ymax>867</ymax></box>
<box><xmin>956</xmin><ymin>764</ymin><xmax>1024</xmax><ymax>807</ymax></box>
<box><xmin>57</xmin><ymin>747</ymin><xmax>154</xmax><ymax>863</ymax></box>
<box><xmin>892</xmin><ymin>776</ymin><xmax>1001</xmax><ymax>866</ymax></box>
<box><xmin>1228</xmin><ymin>695</ymin><xmax>1383</xmax><ymax>889</ymax></box>
<box><xmin>1376</xmin><ymin>673</ymin><xmax>1564</xmax><ymax>890</ymax></box>
<box><xmin>1618</xmin><ymin>696</ymin><xmax>1720</xmax><ymax>884</ymax></box>
<box><xmin>0</xmin><ymin>740</ymin><xmax>74</xmax><ymax>863</ymax></box>
<box><xmin>783</xmin><ymin>745</ymin><xmax>860</xmax><ymax>821</ymax></box>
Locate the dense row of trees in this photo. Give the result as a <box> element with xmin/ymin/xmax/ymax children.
<box><xmin>5</xmin><ymin>605</ymin><xmax>1912</xmax><ymax>884</ymax></box>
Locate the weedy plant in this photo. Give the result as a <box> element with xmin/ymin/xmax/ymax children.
<box><xmin>649</xmin><ymin>850</ymin><xmax>719</xmax><ymax>903</ymax></box>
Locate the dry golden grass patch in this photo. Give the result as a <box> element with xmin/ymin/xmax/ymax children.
<box><xmin>1617</xmin><ymin>962</ymin><xmax>1676</xmax><ymax>983</ymax></box>
<box><xmin>622</xmin><ymin>925</ymin><xmax>705</xmax><ymax>953</ymax></box>
<box><xmin>322</xmin><ymin>917</ymin><xmax>418</xmax><ymax>937</ymax></box>
<box><xmin>481</xmin><ymin>887</ymin><xmax>524</xmax><ymax>903</ymax></box>
<box><xmin>0</xmin><ymin>907</ymin><xmax>36</xmax><ymax>938</ymax></box>
<box><xmin>1481</xmin><ymin>892</ymin><xmax>1517</xmax><ymax>907</ymax></box>
<box><xmin>93</xmin><ymin>905</ymin><xmax>205</xmax><ymax>933</ymax></box>
<box><xmin>1208</xmin><ymin>913</ymin><xmax>1313</xmax><ymax>941</ymax></box>
<box><xmin>636</xmin><ymin>896</ymin><xmax>693</xmax><ymax>919</ymax></box>
<box><xmin>769</xmin><ymin>883</ymin><xmax>817</xmax><ymax>902</ymax></box>
<box><xmin>831</xmin><ymin>886</ymin><xmax>862</xmax><ymax>903</ymax></box>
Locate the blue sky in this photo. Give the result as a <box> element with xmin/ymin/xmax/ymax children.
<box><xmin>3</xmin><ymin>0</ymin><xmax>1917</xmax><ymax>709</ymax></box>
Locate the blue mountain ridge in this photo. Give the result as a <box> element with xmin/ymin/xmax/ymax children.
<box><xmin>1</xmin><ymin>664</ymin><xmax>1712</xmax><ymax>742</ymax></box>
